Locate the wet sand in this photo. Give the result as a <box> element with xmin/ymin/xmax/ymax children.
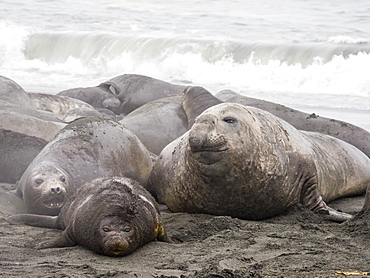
<box><xmin>1</xmin><ymin>181</ymin><xmax>369</xmax><ymax>278</ymax></box>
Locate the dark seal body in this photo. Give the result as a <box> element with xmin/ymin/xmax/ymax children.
<box><xmin>148</xmin><ymin>103</ymin><xmax>370</xmax><ymax>221</ymax></box>
<box><xmin>16</xmin><ymin>117</ymin><xmax>153</xmax><ymax>215</ymax></box>
<box><xmin>8</xmin><ymin>176</ymin><xmax>170</xmax><ymax>256</ymax></box>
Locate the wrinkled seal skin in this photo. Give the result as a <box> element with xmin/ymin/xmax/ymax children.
<box><xmin>216</xmin><ymin>90</ymin><xmax>370</xmax><ymax>158</ymax></box>
<box><xmin>58</xmin><ymin>74</ymin><xmax>186</xmax><ymax>115</ymax></box>
<box><xmin>8</xmin><ymin>176</ymin><xmax>170</xmax><ymax>257</ymax></box>
<box><xmin>120</xmin><ymin>96</ymin><xmax>188</xmax><ymax>155</ymax></box>
<box><xmin>16</xmin><ymin>117</ymin><xmax>153</xmax><ymax>216</ymax></box>
<box><xmin>148</xmin><ymin>103</ymin><xmax>370</xmax><ymax>221</ymax></box>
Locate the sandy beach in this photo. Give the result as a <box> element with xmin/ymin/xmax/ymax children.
<box><xmin>1</xmin><ymin>177</ymin><xmax>369</xmax><ymax>278</ymax></box>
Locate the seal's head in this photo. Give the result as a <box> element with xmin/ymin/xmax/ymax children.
<box><xmin>98</xmin><ymin>216</ymin><xmax>139</xmax><ymax>257</ymax></box>
<box><xmin>22</xmin><ymin>163</ymin><xmax>73</xmax><ymax>215</ymax></box>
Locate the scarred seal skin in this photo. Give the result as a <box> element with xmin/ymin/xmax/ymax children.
<box><xmin>16</xmin><ymin>117</ymin><xmax>153</xmax><ymax>216</ymax></box>
<box><xmin>147</xmin><ymin>103</ymin><xmax>370</xmax><ymax>222</ymax></box>
<box><xmin>216</xmin><ymin>89</ymin><xmax>370</xmax><ymax>159</ymax></box>
<box><xmin>8</xmin><ymin>176</ymin><xmax>171</xmax><ymax>257</ymax></box>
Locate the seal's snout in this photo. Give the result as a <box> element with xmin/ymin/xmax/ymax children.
<box><xmin>189</xmin><ymin>115</ymin><xmax>228</xmax><ymax>153</ymax></box>
<box><xmin>50</xmin><ymin>185</ymin><xmax>62</xmax><ymax>194</ymax></box>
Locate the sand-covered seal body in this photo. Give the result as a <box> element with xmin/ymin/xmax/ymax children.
<box><xmin>148</xmin><ymin>103</ymin><xmax>370</xmax><ymax>221</ymax></box>
<box><xmin>8</xmin><ymin>177</ymin><xmax>170</xmax><ymax>256</ymax></box>
<box><xmin>16</xmin><ymin>117</ymin><xmax>153</xmax><ymax>215</ymax></box>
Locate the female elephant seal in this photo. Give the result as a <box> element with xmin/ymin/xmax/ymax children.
<box><xmin>147</xmin><ymin>103</ymin><xmax>370</xmax><ymax>222</ymax></box>
<box><xmin>16</xmin><ymin>117</ymin><xmax>153</xmax><ymax>216</ymax></box>
<box><xmin>8</xmin><ymin>176</ymin><xmax>170</xmax><ymax>257</ymax></box>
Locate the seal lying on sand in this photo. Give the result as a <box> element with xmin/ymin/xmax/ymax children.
<box><xmin>8</xmin><ymin>176</ymin><xmax>170</xmax><ymax>257</ymax></box>
<box><xmin>58</xmin><ymin>74</ymin><xmax>186</xmax><ymax>115</ymax></box>
<box><xmin>147</xmin><ymin>103</ymin><xmax>370</xmax><ymax>222</ymax></box>
<box><xmin>216</xmin><ymin>89</ymin><xmax>370</xmax><ymax>158</ymax></box>
<box><xmin>16</xmin><ymin>117</ymin><xmax>153</xmax><ymax>216</ymax></box>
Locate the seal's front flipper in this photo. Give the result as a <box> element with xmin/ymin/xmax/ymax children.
<box><xmin>7</xmin><ymin>214</ymin><xmax>60</xmax><ymax>229</ymax></box>
<box><xmin>37</xmin><ymin>231</ymin><xmax>77</xmax><ymax>249</ymax></box>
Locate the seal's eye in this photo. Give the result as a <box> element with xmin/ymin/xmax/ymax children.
<box><xmin>35</xmin><ymin>179</ymin><xmax>44</xmax><ymax>185</ymax></box>
<box><xmin>223</xmin><ymin>117</ymin><xmax>237</xmax><ymax>124</ymax></box>
<box><xmin>124</xmin><ymin>227</ymin><xmax>131</xmax><ymax>233</ymax></box>
<box><xmin>102</xmin><ymin>227</ymin><xmax>110</xmax><ymax>232</ymax></box>
<box><xmin>60</xmin><ymin>176</ymin><xmax>66</xmax><ymax>182</ymax></box>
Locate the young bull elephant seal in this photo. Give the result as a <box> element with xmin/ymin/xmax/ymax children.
<box><xmin>147</xmin><ymin>103</ymin><xmax>370</xmax><ymax>222</ymax></box>
<box><xmin>8</xmin><ymin>176</ymin><xmax>170</xmax><ymax>257</ymax></box>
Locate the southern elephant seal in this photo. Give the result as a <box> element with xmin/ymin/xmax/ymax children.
<box><xmin>28</xmin><ymin>92</ymin><xmax>102</xmax><ymax>122</ymax></box>
<box><xmin>216</xmin><ymin>90</ymin><xmax>370</xmax><ymax>158</ymax></box>
<box><xmin>8</xmin><ymin>176</ymin><xmax>170</xmax><ymax>257</ymax></box>
<box><xmin>119</xmin><ymin>86</ymin><xmax>222</xmax><ymax>155</ymax></box>
<box><xmin>0</xmin><ymin>75</ymin><xmax>35</xmax><ymax>109</ymax></box>
<box><xmin>58</xmin><ymin>74</ymin><xmax>187</xmax><ymax>115</ymax></box>
<box><xmin>0</xmin><ymin>103</ymin><xmax>66</xmax><ymax>183</ymax></box>
<box><xmin>58</xmin><ymin>86</ymin><xmax>122</xmax><ymax>115</ymax></box>
<box><xmin>103</xmin><ymin>74</ymin><xmax>187</xmax><ymax>115</ymax></box>
<box><xmin>120</xmin><ymin>96</ymin><xmax>188</xmax><ymax>155</ymax></box>
<box><xmin>147</xmin><ymin>103</ymin><xmax>370</xmax><ymax>221</ymax></box>
<box><xmin>16</xmin><ymin>117</ymin><xmax>153</xmax><ymax>215</ymax></box>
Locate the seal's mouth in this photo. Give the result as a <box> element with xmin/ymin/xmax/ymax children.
<box><xmin>105</xmin><ymin>240</ymin><xmax>131</xmax><ymax>257</ymax></box>
<box><xmin>43</xmin><ymin>197</ymin><xmax>65</xmax><ymax>208</ymax></box>
<box><xmin>191</xmin><ymin>147</ymin><xmax>229</xmax><ymax>165</ymax></box>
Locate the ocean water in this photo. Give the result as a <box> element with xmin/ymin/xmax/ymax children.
<box><xmin>1</xmin><ymin>0</ymin><xmax>370</xmax><ymax>128</ymax></box>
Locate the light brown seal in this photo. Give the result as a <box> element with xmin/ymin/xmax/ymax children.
<box><xmin>147</xmin><ymin>103</ymin><xmax>370</xmax><ymax>222</ymax></box>
<box><xmin>8</xmin><ymin>176</ymin><xmax>170</xmax><ymax>256</ymax></box>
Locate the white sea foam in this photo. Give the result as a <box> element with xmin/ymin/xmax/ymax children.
<box><xmin>0</xmin><ymin>0</ymin><xmax>370</xmax><ymax>116</ymax></box>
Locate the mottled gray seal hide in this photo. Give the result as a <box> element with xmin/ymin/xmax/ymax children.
<box><xmin>216</xmin><ymin>90</ymin><xmax>370</xmax><ymax>158</ymax></box>
<box><xmin>8</xmin><ymin>176</ymin><xmax>170</xmax><ymax>256</ymax></box>
<box><xmin>16</xmin><ymin>117</ymin><xmax>153</xmax><ymax>215</ymax></box>
<box><xmin>148</xmin><ymin>103</ymin><xmax>370</xmax><ymax>222</ymax></box>
<box><xmin>120</xmin><ymin>96</ymin><xmax>188</xmax><ymax>155</ymax></box>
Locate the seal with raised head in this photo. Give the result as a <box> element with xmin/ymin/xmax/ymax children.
<box><xmin>147</xmin><ymin>103</ymin><xmax>370</xmax><ymax>222</ymax></box>
<box><xmin>16</xmin><ymin>117</ymin><xmax>153</xmax><ymax>216</ymax></box>
<box><xmin>216</xmin><ymin>89</ymin><xmax>370</xmax><ymax>158</ymax></box>
<box><xmin>119</xmin><ymin>86</ymin><xmax>219</xmax><ymax>155</ymax></box>
<box><xmin>8</xmin><ymin>176</ymin><xmax>170</xmax><ymax>257</ymax></box>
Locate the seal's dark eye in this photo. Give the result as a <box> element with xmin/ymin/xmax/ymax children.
<box><xmin>223</xmin><ymin>117</ymin><xmax>237</xmax><ymax>124</ymax></box>
<box><xmin>60</xmin><ymin>176</ymin><xmax>66</xmax><ymax>182</ymax></box>
<box><xmin>35</xmin><ymin>179</ymin><xmax>44</xmax><ymax>185</ymax></box>
<box><xmin>102</xmin><ymin>227</ymin><xmax>110</xmax><ymax>232</ymax></box>
<box><xmin>124</xmin><ymin>227</ymin><xmax>131</xmax><ymax>233</ymax></box>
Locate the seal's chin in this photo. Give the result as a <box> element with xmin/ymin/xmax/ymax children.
<box><xmin>104</xmin><ymin>240</ymin><xmax>131</xmax><ymax>257</ymax></box>
<box><xmin>42</xmin><ymin>196</ymin><xmax>65</xmax><ymax>209</ymax></box>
